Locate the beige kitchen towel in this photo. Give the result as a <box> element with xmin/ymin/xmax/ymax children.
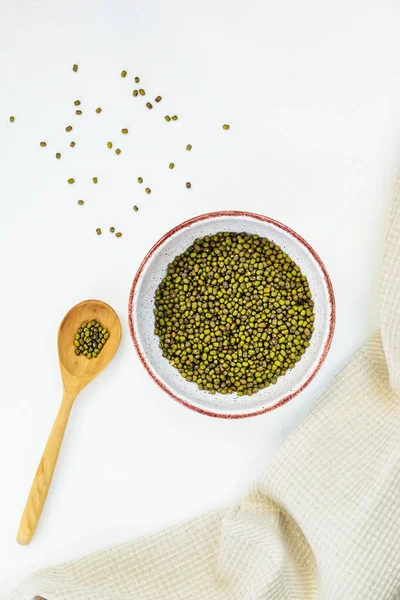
<box><xmin>9</xmin><ymin>183</ymin><xmax>400</xmax><ymax>600</ymax></box>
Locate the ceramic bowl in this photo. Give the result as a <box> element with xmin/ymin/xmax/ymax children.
<box><xmin>129</xmin><ymin>211</ymin><xmax>335</xmax><ymax>418</ymax></box>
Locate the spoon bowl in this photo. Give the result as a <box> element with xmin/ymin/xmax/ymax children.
<box><xmin>17</xmin><ymin>299</ymin><xmax>121</xmax><ymax>545</ymax></box>
<box><xmin>58</xmin><ymin>299</ymin><xmax>121</xmax><ymax>389</ymax></box>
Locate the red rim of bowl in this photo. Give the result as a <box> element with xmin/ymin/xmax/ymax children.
<box><xmin>128</xmin><ymin>211</ymin><xmax>336</xmax><ymax>419</ymax></box>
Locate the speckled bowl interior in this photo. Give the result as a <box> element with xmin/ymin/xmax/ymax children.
<box><xmin>129</xmin><ymin>212</ymin><xmax>335</xmax><ymax>418</ymax></box>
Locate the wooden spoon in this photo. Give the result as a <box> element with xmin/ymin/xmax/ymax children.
<box><xmin>17</xmin><ymin>299</ymin><xmax>121</xmax><ymax>545</ymax></box>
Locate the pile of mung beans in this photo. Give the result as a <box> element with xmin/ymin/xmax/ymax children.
<box><xmin>74</xmin><ymin>320</ymin><xmax>110</xmax><ymax>358</ymax></box>
<box><xmin>154</xmin><ymin>232</ymin><xmax>314</xmax><ymax>396</ymax></box>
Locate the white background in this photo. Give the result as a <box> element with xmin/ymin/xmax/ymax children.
<box><xmin>1</xmin><ymin>0</ymin><xmax>400</xmax><ymax>595</ymax></box>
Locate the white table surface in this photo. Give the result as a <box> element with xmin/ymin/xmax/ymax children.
<box><xmin>1</xmin><ymin>0</ymin><xmax>400</xmax><ymax>595</ymax></box>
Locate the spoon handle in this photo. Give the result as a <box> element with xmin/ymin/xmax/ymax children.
<box><xmin>16</xmin><ymin>392</ymin><xmax>75</xmax><ymax>545</ymax></box>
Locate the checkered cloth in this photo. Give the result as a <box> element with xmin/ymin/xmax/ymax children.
<box><xmin>9</xmin><ymin>179</ymin><xmax>400</xmax><ymax>600</ymax></box>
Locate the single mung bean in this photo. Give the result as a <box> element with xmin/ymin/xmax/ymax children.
<box><xmin>134</xmin><ymin>76</ymin><xmax>140</xmax><ymax>83</ymax></box>
<box><xmin>121</xmin><ymin>70</ymin><xmax>127</xmax><ymax>77</ymax></box>
<box><xmin>164</xmin><ymin>115</ymin><xmax>171</xmax><ymax>121</ymax></box>
<box><xmin>56</xmin><ymin>152</ymin><xmax>61</xmax><ymax>159</ymax></box>
<box><xmin>186</xmin><ymin>181</ymin><xmax>191</xmax><ymax>189</ymax></box>
<box><xmin>121</xmin><ymin>128</ymin><xmax>128</xmax><ymax>134</ymax></box>
<box><xmin>77</xmin><ymin>200</ymin><xmax>84</xmax><ymax>205</ymax></box>
<box><xmin>115</xmin><ymin>148</ymin><xmax>121</xmax><ymax>155</ymax></box>
<box><xmin>115</xmin><ymin>232</ymin><xmax>122</xmax><ymax>238</ymax></box>
<box><xmin>139</xmin><ymin>89</ymin><xmax>145</xmax><ymax>96</ymax></box>
<box><xmin>95</xmin><ymin>107</ymin><xmax>102</xmax><ymax>113</ymax></box>
<box><xmin>70</xmin><ymin>141</ymin><xmax>75</xmax><ymax>147</ymax></box>
<box><xmin>9</xmin><ymin>116</ymin><xmax>15</xmax><ymax>122</ymax></box>
<box><xmin>146</xmin><ymin>102</ymin><xmax>153</xmax><ymax>109</ymax></box>
<box><xmin>110</xmin><ymin>226</ymin><xmax>115</xmax><ymax>233</ymax></box>
<box><xmin>186</xmin><ymin>144</ymin><xmax>192</xmax><ymax>151</ymax></box>
<box><xmin>145</xmin><ymin>187</ymin><xmax>151</xmax><ymax>194</ymax></box>
<box><xmin>76</xmin><ymin>110</ymin><xmax>82</xmax><ymax>115</ymax></box>
<box><xmin>133</xmin><ymin>205</ymin><xmax>139</xmax><ymax>212</ymax></box>
<box><xmin>169</xmin><ymin>162</ymin><xmax>175</xmax><ymax>169</ymax></box>
<box><xmin>171</xmin><ymin>115</ymin><xmax>178</xmax><ymax>120</ymax></box>
<box><xmin>66</xmin><ymin>125</ymin><xmax>72</xmax><ymax>132</ymax></box>
<box><xmin>155</xmin><ymin>96</ymin><xmax>162</xmax><ymax>102</ymax></box>
<box><xmin>133</xmin><ymin>90</ymin><xmax>138</xmax><ymax>97</ymax></box>
<box><xmin>72</xmin><ymin>64</ymin><xmax>78</xmax><ymax>72</ymax></box>
<box><xmin>137</xmin><ymin>176</ymin><xmax>143</xmax><ymax>184</ymax></box>
<box><xmin>74</xmin><ymin>100</ymin><xmax>81</xmax><ymax>106</ymax></box>
<box><xmin>92</xmin><ymin>177</ymin><xmax>98</xmax><ymax>184</ymax></box>
<box><xmin>107</xmin><ymin>141</ymin><xmax>112</xmax><ymax>148</ymax></box>
<box><xmin>222</xmin><ymin>124</ymin><xmax>230</xmax><ymax>130</ymax></box>
<box><xmin>40</xmin><ymin>141</ymin><xmax>47</xmax><ymax>147</ymax></box>
<box><xmin>67</xmin><ymin>178</ymin><xmax>75</xmax><ymax>184</ymax></box>
<box><xmin>96</xmin><ymin>228</ymin><xmax>101</xmax><ymax>235</ymax></box>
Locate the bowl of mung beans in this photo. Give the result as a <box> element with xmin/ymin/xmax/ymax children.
<box><xmin>129</xmin><ymin>211</ymin><xmax>335</xmax><ymax>418</ymax></box>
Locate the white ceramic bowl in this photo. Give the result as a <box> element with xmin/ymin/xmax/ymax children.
<box><xmin>129</xmin><ymin>211</ymin><xmax>335</xmax><ymax>418</ymax></box>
